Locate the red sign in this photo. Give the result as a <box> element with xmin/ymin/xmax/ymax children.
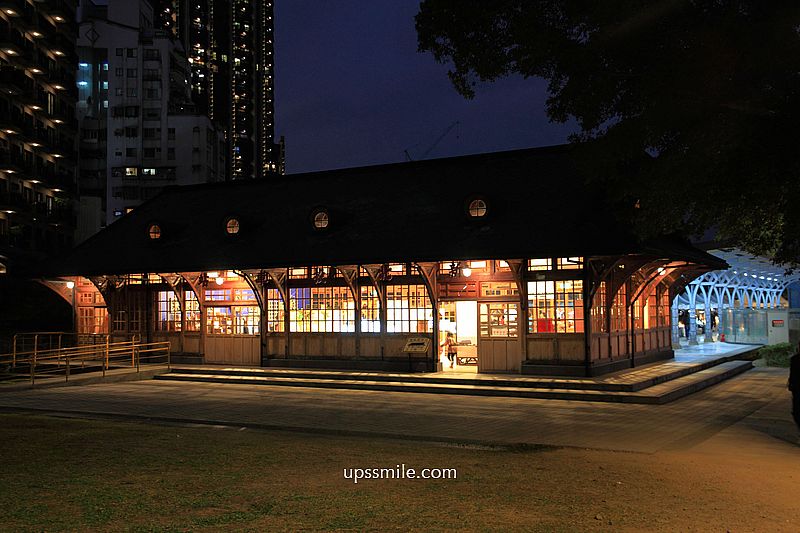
<box><xmin>772</xmin><ymin>319</ymin><xmax>784</xmax><ymax>327</ymax></box>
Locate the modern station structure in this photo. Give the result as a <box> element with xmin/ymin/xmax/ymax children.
<box><xmin>50</xmin><ymin>145</ymin><xmax>729</xmax><ymax>376</ymax></box>
<box><xmin>676</xmin><ymin>249</ymin><xmax>800</xmax><ymax>346</ymax></box>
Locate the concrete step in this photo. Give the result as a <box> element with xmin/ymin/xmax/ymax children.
<box><xmin>166</xmin><ymin>354</ymin><xmax>743</xmax><ymax>393</ymax></box>
<box><xmin>154</xmin><ymin>360</ymin><xmax>752</xmax><ymax>404</ymax></box>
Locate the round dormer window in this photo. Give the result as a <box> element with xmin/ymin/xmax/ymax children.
<box><xmin>313</xmin><ymin>210</ymin><xmax>329</xmax><ymax>230</ymax></box>
<box><xmin>148</xmin><ymin>223</ymin><xmax>161</xmax><ymax>240</ymax></box>
<box><xmin>225</xmin><ymin>218</ymin><xmax>240</xmax><ymax>235</ymax></box>
<box><xmin>468</xmin><ymin>198</ymin><xmax>488</xmax><ymax>218</ymax></box>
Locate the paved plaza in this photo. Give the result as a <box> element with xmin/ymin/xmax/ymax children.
<box><xmin>0</xmin><ymin>364</ymin><xmax>796</xmax><ymax>455</ymax></box>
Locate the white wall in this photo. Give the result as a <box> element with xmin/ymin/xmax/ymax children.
<box><xmin>767</xmin><ymin>310</ymin><xmax>790</xmax><ymax>345</ymax></box>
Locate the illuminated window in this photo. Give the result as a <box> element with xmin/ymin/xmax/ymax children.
<box><xmin>640</xmin><ymin>284</ymin><xmax>669</xmax><ymax>329</ymax></box>
<box><xmin>360</xmin><ymin>285</ymin><xmax>380</xmax><ymax>332</ymax></box>
<box><xmin>148</xmin><ymin>224</ymin><xmax>161</xmax><ymax>240</ymax></box>
<box><xmin>591</xmin><ymin>281</ymin><xmax>607</xmax><ymax>333</ymax></box>
<box><xmin>226</xmin><ymin>218</ymin><xmax>240</xmax><ymax>235</ymax></box>
<box><xmin>313</xmin><ymin>209</ymin><xmax>329</xmax><ymax>229</ymax></box>
<box><xmin>78</xmin><ymin>292</ymin><xmax>94</xmax><ymax>304</ymax></box>
<box><xmin>610</xmin><ymin>285</ymin><xmax>627</xmax><ymax>332</ymax></box>
<box><xmin>480</xmin><ymin>282</ymin><xmax>518</xmax><ymax>297</ymax></box>
<box><xmin>289</xmin><ymin>286</ymin><xmax>355</xmax><ymax>332</ymax></box>
<box><xmin>386</xmin><ymin>284</ymin><xmax>432</xmax><ymax>333</ymax></box>
<box><xmin>204</xmin><ymin>289</ymin><xmax>231</xmax><ymax>301</ymax></box>
<box><xmin>496</xmin><ymin>260</ymin><xmax>511</xmax><ymax>272</ymax></box>
<box><xmin>233</xmin><ymin>306</ymin><xmax>260</xmax><ymax>334</ymax></box>
<box><xmin>185</xmin><ymin>292</ymin><xmax>200</xmax><ymax>331</ymax></box>
<box><xmin>266</xmin><ymin>289</ymin><xmax>285</xmax><ymax>332</ymax></box>
<box><xmin>289</xmin><ymin>267</ymin><xmax>308</xmax><ymax>279</ymax></box>
<box><xmin>467</xmin><ymin>260</ymin><xmax>489</xmax><ymax>274</ymax></box>
<box><xmin>528</xmin><ymin>258</ymin><xmax>552</xmax><ymax>271</ymax></box>
<box><xmin>480</xmin><ymin>302</ymin><xmax>518</xmax><ymax>338</ymax></box>
<box><xmin>156</xmin><ymin>291</ymin><xmax>181</xmax><ymax>331</ymax></box>
<box><xmin>206</xmin><ymin>306</ymin><xmax>232</xmax><ymax>334</ymax></box>
<box><xmin>527</xmin><ymin>280</ymin><xmax>584</xmax><ymax>333</ymax></box>
<box><xmin>233</xmin><ymin>288</ymin><xmax>255</xmax><ymax>301</ymax></box>
<box><xmin>556</xmin><ymin>257</ymin><xmax>583</xmax><ymax>270</ymax></box>
<box><xmin>468</xmin><ymin>198</ymin><xmax>487</xmax><ymax>217</ymax></box>
<box><xmin>78</xmin><ymin>307</ymin><xmax>107</xmax><ymax>335</ymax></box>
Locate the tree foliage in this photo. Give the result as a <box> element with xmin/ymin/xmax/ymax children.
<box><xmin>416</xmin><ymin>0</ymin><xmax>800</xmax><ymax>265</ymax></box>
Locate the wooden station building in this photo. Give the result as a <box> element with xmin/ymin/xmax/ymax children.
<box><xmin>50</xmin><ymin>145</ymin><xmax>726</xmax><ymax>376</ymax></box>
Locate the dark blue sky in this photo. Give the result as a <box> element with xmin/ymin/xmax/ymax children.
<box><xmin>274</xmin><ymin>1</ymin><xmax>576</xmax><ymax>174</ymax></box>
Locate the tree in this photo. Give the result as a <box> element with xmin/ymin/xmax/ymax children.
<box><xmin>416</xmin><ymin>0</ymin><xmax>800</xmax><ymax>265</ymax></box>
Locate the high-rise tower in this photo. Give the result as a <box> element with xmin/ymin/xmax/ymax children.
<box><xmin>154</xmin><ymin>0</ymin><xmax>283</xmax><ymax>180</ymax></box>
<box><xmin>0</xmin><ymin>0</ymin><xmax>79</xmax><ymax>274</ymax></box>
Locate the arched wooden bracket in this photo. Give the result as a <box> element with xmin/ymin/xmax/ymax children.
<box><xmin>336</xmin><ymin>265</ymin><xmax>359</xmax><ymax>297</ymax></box>
<box><xmin>502</xmin><ymin>259</ymin><xmax>525</xmax><ymax>296</ymax></box>
<box><xmin>156</xmin><ymin>273</ymin><xmax>186</xmax><ymax>312</ymax></box>
<box><xmin>362</xmin><ymin>264</ymin><xmax>388</xmax><ymax>309</ymax></box>
<box><xmin>414</xmin><ymin>262</ymin><xmax>439</xmax><ymax>305</ymax></box>
<box><xmin>235</xmin><ymin>270</ymin><xmax>265</xmax><ymax>310</ymax></box>
<box><xmin>265</xmin><ymin>269</ymin><xmax>288</xmax><ymax>306</ymax></box>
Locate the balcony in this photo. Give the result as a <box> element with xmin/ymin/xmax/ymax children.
<box><xmin>0</xmin><ymin>192</ymin><xmax>33</xmax><ymax>218</ymax></box>
<box><xmin>0</xmin><ymin>65</ymin><xmax>31</xmax><ymax>95</ymax></box>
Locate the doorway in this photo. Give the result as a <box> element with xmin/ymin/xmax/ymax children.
<box><xmin>438</xmin><ymin>300</ymin><xmax>478</xmax><ymax>373</ymax></box>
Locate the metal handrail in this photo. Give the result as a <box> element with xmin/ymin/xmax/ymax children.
<box><xmin>0</xmin><ymin>337</ymin><xmax>170</xmax><ymax>385</ymax></box>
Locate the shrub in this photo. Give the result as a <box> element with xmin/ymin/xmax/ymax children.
<box><xmin>758</xmin><ymin>342</ymin><xmax>795</xmax><ymax>368</ymax></box>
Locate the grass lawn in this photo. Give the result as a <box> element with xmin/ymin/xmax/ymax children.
<box><xmin>0</xmin><ymin>413</ymin><xmax>798</xmax><ymax>532</ymax></box>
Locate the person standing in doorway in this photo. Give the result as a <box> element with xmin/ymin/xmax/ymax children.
<box><xmin>789</xmin><ymin>342</ymin><xmax>800</xmax><ymax>429</ymax></box>
<box><xmin>440</xmin><ymin>332</ymin><xmax>457</xmax><ymax>368</ymax></box>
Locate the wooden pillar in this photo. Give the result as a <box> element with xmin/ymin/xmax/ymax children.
<box><xmin>364</xmin><ymin>265</ymin><xmax>388</xmax><ymax>360</ymax></box>
<box><xmin>505</xmin><ymin>259</ymin><xmax>528</xmax><ymax>369</ymax></box>
<box><xmin>180</xmin><ymin>273</ymin><xmax>205</xmax><ymax>357</ymax></box>
<box><xmin>266</xmin><ymin>269</ymin><xmax>289</xmax><ymax>358</ymax></box>
<box><xmin>337</xmin><ymin>266</ymin><xmax>360</xmax><ymax>357</ymax></box>
<box><xmin>415</xmin><ymin>262</ymin><xmax>440</xmax><ymax>372</ymax></box>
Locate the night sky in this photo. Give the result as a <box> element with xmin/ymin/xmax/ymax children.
<box><xmin>274</xmin><ymin>1</ymin><xmax>576</xmax><ymax>174</ymax></box>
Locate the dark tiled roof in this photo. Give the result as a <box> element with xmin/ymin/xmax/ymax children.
<box><xmin>50</xmin><ymin>144</ymin><xmax>726</xmax><ymax>276</ymax></box>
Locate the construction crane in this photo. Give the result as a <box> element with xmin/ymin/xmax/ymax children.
<box><xmin>403</xmin><ymin>120</ymin><xmax>460</xmax><ymax>161</ymax></box>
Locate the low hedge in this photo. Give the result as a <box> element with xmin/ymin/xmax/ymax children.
<box><xmin>757</xmin><ymin>342</ymin><xmax>795</xmax><ymax>368</ymax></box>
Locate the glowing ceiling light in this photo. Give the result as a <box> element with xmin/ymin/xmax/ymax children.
<box><xmin>66</xmin><ymin>281</ymin><xmax>75</xmax><ymax>289</ymax></box>
<box><xmin>215</xmin><ymin>276</ymin><xmax>224</xmax><ymax>286</ymax></box>
<box><xmin>461</xmin><ymin>267</ymin><xmax>472</xmax><ymax>278</ymax></box>
<box><xmin>4</xmin><ymin>49</ymin><xmax>17</xmax><ymax>55</ymax></box>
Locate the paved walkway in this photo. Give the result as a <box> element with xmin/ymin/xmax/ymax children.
<box><xmin>0</xmin><ymin>366</ymin><xmax>795</xmax><ymax>454</ymax></box>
